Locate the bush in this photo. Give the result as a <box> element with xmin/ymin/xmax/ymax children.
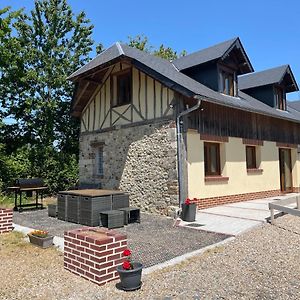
<box><xmin>0</xmin><ymin>144</ymin><xmax>78</xmax><ymax>194</ymax></box>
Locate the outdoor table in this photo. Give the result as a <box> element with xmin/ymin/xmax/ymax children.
<box><xmin>57</xmin><ymin>189</ymin><xmax>129</xmax><ymax>226</ymax></box>
<box><xmin>7</xmin><ymin>186</ymin><xmax>47</xmax><ymax>212</ymax></box>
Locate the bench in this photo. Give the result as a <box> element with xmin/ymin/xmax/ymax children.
<box><xmin>268</xmin><ymin>196</ymin><xmax>300</xmax><ymax>224</ymax></box>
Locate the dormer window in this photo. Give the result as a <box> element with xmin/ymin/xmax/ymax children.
<box><xmin>222</xmin><ymin>71</ymin><xmax>234</xmax><ymax>96</ymax></box>
<box><xmin>219</xmin><ymin>66</ymin><xmax>237</xmax><ymax>96</ymax></box>
<box><xmin>275</xmin><ymin>87</ymin><xmax>286</xmax><ymax>110</ymax></box>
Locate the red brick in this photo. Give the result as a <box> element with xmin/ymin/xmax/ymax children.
<box><xmin>90</xmin><ymin>244</ymin><xmax>106</xmax><ymax>252</ymax></box>
<box><xmin>80</xmin><ymin>252</ymin><xmax>89</xmax><ymax>259</ymax></box>
<box><xmin>85</xmin><ymin>237</ymin><xmax>95</xmax><ymax>243</ymax></box>
<box><xmin>107</xmin><ymin>253</ymin><xmax>121</xmax><ymax>261</ymax></box>
<box><xmin>92</xmin><ymin>257</ymin><xmax>106</xmax><ymax>264</ymax></box>
<box><xmin>76</xmin><ymin>256</ymin><xmax>85</xmax><ymax>264</ymax></box>
<box><xmin>107</xmin><ymin>242</ymin><xmax>120</xmax><ymax>249</ymax></box>
<box><xmin>90</xmin><ymin>268</ymin><xmax>106</xmax><ymax>276</ymax></box>
<box><xmin>85</xmin><ymin>260</ymin><xmax>95</xmax><ymax>267</ymax></box>
<box><xmin>81</xmin><ymin>241</ymin><xmax>89</xmax><ymax>247</ymax></box>
<box><xmin>97</xmin><ymin>273</ymin><xmax>114</xmax><ymax>283</ymax></box>
<box><xmin>114</xmin><ymin>258</ymin><xmax>126</xmax><ymax>265</ymax></box>
<box><xmin>96</xmin><ymin>261</ymin><xmax>113</xmax><ymax>270</ymax></box>
<box><xmin>76</xmin><ymin>267</ymin><xmax>85</xmax><ymax>275</ymax></box>
<box><xmin>107</xmin><ymin>266</ymin><xmax>118</xmax><ymax>274</ymax></box>
<box><xmin>76</xmin><ymin>245</ymin><xmax>84</xmax><ymax>252</ymax></box>
<box><xmin>85</xmin><ymin>248</ymin><xmax>95</xmax><ymax>256</ymax></box>
<box><xmin>72</xmin><ymin>249</ymin><xmax>80</xmax><ymax>256</ymax></box>
<box><xmin>114</xmin><ymin>234</ymin><xmax>127</xmax><ymax>242</ymax></box>
<box><xmin>81</xmin><ymin>263</ymin><xmax>89</xmax><ymax>271</ymax></box>
<box><xmin>94</xmin><ymin>237</ymin><xmax>113</xmax><ymax>245</ymax></box>
<box><xmin>114</xmin><ymin>246</ymin><xmax>127</xmax><ymax>254</ymax></box>
<box><xmin>86</xmin><ymin>272</ymin><xmax>95</xmax><ymax>280</ymax></box>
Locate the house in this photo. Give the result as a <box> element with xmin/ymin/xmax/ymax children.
<box><xmin>68</xmin><ymin>37</ymin><xmax>300</xmax><ymax>215</ymax></box>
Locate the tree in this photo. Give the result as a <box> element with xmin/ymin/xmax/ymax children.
<box><xmin>0</xmin><ymin>1</ymin><xmax>99</xmax><ymax>190</ymax></box>
<box><xmin>127</xmin><ymin>34</ymin><xmax>187</xmax><ymax>60</ymax></box>
<box><xmin>1</xmin><ymin>0</ymin><xmax>96</xmax><ymax>150</ymax></box>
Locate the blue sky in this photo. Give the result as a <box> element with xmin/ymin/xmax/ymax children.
<box><xmin>2</xmin><ymin>0</ymin><xmax>300</xmax><ymax>100</ymax></box>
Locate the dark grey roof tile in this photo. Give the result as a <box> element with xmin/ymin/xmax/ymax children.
<box><xmin>239</xmin><ymin>65</ymin><xmax>289</xmax><ymax>90</ymax></box>
<box><xmin>172</xmin><ymin>38</ymin><xmax>237</xmax><ymax>71</ymax></box>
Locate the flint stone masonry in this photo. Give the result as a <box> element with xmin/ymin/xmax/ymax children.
<box><xmin>79</xmin><ymin>120</ymin><xmax>179</xmax><ymax>215</ymax></box>
<box><xmin>0</xmin><ymin>208</ymin><xmax>13</xmax><ymax>234</ymax></box>
<box><xmin>64</xmin><ymin>227</ymin><xmax>127</xmax><ymax>286</ymax></box>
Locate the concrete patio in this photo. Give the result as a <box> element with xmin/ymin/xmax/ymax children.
<box><xmin>180</xmin><ymin>193</ymin><xmax>300</xmax><ymax>236</ymax></box>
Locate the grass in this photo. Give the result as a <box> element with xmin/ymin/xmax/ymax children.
<box><xmin>0</xmin><ymin>192</ymin><xmax>56</xmax><ymax>209</ymax></box>
<box><xmin>0</xmin><ymin>231</ymin><xmax>27</xmax><ymax>253</ymax></box>
<box><xmin>0</xmin><ymin>193</ymin><xmax>15</xmax><ymax>209</ymax></box>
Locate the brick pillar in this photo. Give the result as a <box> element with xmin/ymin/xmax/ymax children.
<box><xmin>64</xmin><ymin>227</ymin><xmax>127</xmax><ymax>286</ymax></box>
<box><xmin>0</xmin><ymin>208</ymin><xmax>13</xmax><ymax>234</ymax></box>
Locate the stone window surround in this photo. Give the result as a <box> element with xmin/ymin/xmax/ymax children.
<box><xmin>90</xmin><ymin>141</ymin><xmax>106</xmax><ymax>179</ymax></box>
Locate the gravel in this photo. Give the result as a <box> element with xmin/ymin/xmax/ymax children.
<box><xmin>1</xmin><ymin>214</ymin><xmax>300</xmax><ymax>299</ymax></box>
<box><xmin>0</xmin><ymin>216</ymin><xmax>300</xmax><ymax>300</ymax></box>
<box><xmin>13</xmin><ymin>210</ymin><xmax>228</xmax><ymax>267</ymax></box>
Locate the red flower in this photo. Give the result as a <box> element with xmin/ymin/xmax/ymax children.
<box><xmin>122</xmin><ymin>260</ymin><xmax>131</xmax><ymax>270</ymax></box>
<box><xmin>184</xmin><ymin>198</ymin><xmax>191</xmax><ymax>205</ymax></box>
<box><xmin>123</xmin><ymin>249</ymin><xmax>131</xmax><ymax>257</ymax></box>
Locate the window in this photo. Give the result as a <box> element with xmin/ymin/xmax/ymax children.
<box><xmin>275</xmin><ymin>87</ymin><xmax>286</xmax><ymax>110</ymax></box>
<box><xmin>113</xmin><ymin>69</ymin><xmax>132</xmax><ymax>106</ymax></box>
<box><xmin>221</xmin><ymin>71</ymin><xmax>235</xmax><ymax>96</ymax></box>
<box><xmin>204</xmin><ymin>142</ymin><xmax>221</xmax><ymax>176</ymax></box>
<box><xmin>96</xmin><ymin>147</ymin><xmax>104</xmax><ymax>176</ymax></box>
<box><xmin>246</xmin><ymin>146</ymin><xmax>256</xmax><ymax>169</ymax></box>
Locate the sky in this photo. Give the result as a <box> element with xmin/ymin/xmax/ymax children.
<box><xmin>2</xmin><ymin>0</ymin><xmax>300</xmax><ymax>100</ymax></box>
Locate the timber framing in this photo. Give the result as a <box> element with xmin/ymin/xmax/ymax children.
<box><xmin>79</xmin><ymin>62</ymin><xmax>176</xmax><ymax>132</ymax></box>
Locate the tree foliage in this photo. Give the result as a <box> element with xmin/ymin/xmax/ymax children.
<box><xmin>127</xmin><ymin>34</ymin><xmax>187</xmax><ymax>60</ymax></box>
<box><xmin>0</xmin><ymin>1</ymin><xmax>98</xmax><ymax>191</ymax></box>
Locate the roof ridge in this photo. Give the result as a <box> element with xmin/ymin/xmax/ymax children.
<box><xmin>240</xmin><ymin>64</ymin><xmax>289</xmax><ymax>78</ymax></box>
<box><xmin>116</xmin><ymin>42</ymin><xmax>124</xmax><ymax>55</ymax></box>
<box><xmin>173</xmin><ymin>37</ymin><xmax>238</xmax><ymax>62</ymax></box>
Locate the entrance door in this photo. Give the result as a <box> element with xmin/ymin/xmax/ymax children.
<box><xmin>279</xmin><ymin>148</ymin><xmax>293</xmax><ymax>192</ymax></box>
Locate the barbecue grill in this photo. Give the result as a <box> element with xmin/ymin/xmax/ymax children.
<box><xmin>8</xmin><ymin>178</ymin><xmax>47</xmax><ymax>212</ymax></box>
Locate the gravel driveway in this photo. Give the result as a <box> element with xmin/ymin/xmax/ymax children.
<box><xmin>2</xmin><ymin>214</ymin><xmax>300</xmax><ymax>299</ymax></box>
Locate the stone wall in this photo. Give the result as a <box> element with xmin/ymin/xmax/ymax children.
<box><xmin>79</xmin><ymin>120</ymin><xmax>179</xmax><ymax>214</ymax></box>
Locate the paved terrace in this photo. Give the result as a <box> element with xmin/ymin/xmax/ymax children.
<box><xmin>180</xmin><ymin>193</ymin><xmax>300</xmax><ymax>236</ymax></box>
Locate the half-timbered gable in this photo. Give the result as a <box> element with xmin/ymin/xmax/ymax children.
<box><xmin>79</xmin><ymin>63</ymin><xmax>175</xmax><ymax>133</ymax></box>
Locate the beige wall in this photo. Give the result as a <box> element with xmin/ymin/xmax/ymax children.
<box><xmin>187</xmin><ymin>130</ymin><xmax>299</xmax><ymax>199</ymax></box>
<box><xmin>81</xmin><ymin>63</ymin><xmax>175</xmax><ymax>132</ymax></box>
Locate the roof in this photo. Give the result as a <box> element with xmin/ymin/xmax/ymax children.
<box><xmin>69</xmin><ymin>41</ymin><xmax>300</xmax><ymax>124</ymax></box>
<box><xmin>172</xmin><ymin>37</ymin><xmax>254</xmax><ymax>74</ymax></box>
<box><xmin>239</xmin><ymin>65</ymin><xmax>299</xmax><ymax>92</ymax></box>
<box><xmin>288</xmin><ymin>100</ymin><xmax>300</xmax><ymax>112</ymax></box>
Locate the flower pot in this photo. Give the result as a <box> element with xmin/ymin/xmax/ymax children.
<box><xmin>116</xmin><ymin>262</ymin><xmax>143</xmax><ymax>291</ymax></box>
<box><xmin>181</xmin><ymin>203</ymin><xmax>197</xmax><ymax>222</ymax></box>
<box><xmin>28</xmin><ymin>234</ymin><xmax>54</xmax><ymax>249</ymax></box>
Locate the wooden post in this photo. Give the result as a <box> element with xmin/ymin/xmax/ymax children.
<box><xmin>297</xmin><ymin>196</ymin><xmax>300</xmax><ymax>210</ymax></box>
<box><xmin>270</xmin><ymin>208</ymin><xmax>275</xmax><ymax>225</ymax></box>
